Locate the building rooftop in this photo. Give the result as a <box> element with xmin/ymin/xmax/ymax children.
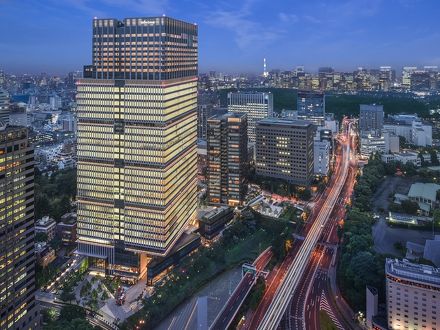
<box><xmin>386</xmin><ymin>258</ymin><xmax>440</xmax><ymax>286</ymax></box>
<box><xmin>408</xmin><ymin>182</ymin><xmax>440</xmax><ymax>202</ymax></box>
<box><xmin>360</xmin><ymin>104</ymin><xmax>384</xmax><ymax>111</ymax></box>
<box><xmin>201</xmin><ymin>206</ymin><xmax>232</xmax><ymax>224</ymax></box>
<box><xmin>424</xmin><ymin>236</ymin><xmax>440</xmax><ymax>267</ymax></box>
<box><xmin>36</xmin><ymin>216</ymin><xmax>56</xmax><ymax>227</ymax></box>
<box><xmin>257</xmin><ymin>118</ymin><xmax>314</xmax><ymax>128</ymax></box>
<box><xmin>228</xmin><ymin>91</ymin><xmax>272</xmax><ymax>95</ymax></box>
<box><xmin>395</xmin><ymin>150</ymin><xmax>418</xmax><ymax>157</ymax></box>
<box><xmin>208</xmin><ymin>112</ymin><xmax>246</xmax><ymax>121</ymax></box>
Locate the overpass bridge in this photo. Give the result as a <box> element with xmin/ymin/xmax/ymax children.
<box><xmin>209</xmin><ymin>247</ymin><xmax>272</xmax><ymax>330</ymax></box>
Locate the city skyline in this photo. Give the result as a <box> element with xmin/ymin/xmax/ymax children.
<box><xmin>1</xmin><ymin>0</ymin><xmax>440</xmax><ymax>75</ymax></box>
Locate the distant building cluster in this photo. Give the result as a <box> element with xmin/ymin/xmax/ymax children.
<box><xmin>359</xmin><ymin>105</ymin><xmax>433</xmax><ymax>158</ymax></box>
<box><xmin>199</xmin><ymin>65</ymin><xmax>440</xmax><ymax>93</ymax></box>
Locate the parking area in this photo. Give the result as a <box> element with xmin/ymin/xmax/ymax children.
<box><xmin>372</xmin><ymin>218</ymin><xmax>434</xmax><ymax>255</ymax></box>
<box><xmin>372</xmin><ymin>176</ymin><xmax>416</xmax><ymax>212</ymax></box>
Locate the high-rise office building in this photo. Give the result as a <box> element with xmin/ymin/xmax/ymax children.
<box><xmin>359</xmin><ymin>104</ymin><xmax>384</xmax><ymax>134</ymax></box>
<box><xmin>297</xmin><ymin>90</ymin><xmax>325</xmax><ymax>119</ymax></box>
<box><xmin>0</xmin><ymin>127</ymin><xmax>40</xmax><ymax>329</ymax></box>
<box><xmin>207</xmin><ymin>113</ymin><xmax>248</xmax><ymax>206</ymax></box>
<box><xmin>76</xmin><ymin>17</ymin><xmax>198</xmax><ymax>280</ymax></box>
<box><xmin>0</xmin><ymin>88</ymin><xmax>9</xmax><ymax>127</ymax></box>
<box><xmin>402</xmin><ymin>66</ymin><xmax>417</xmax><ymax>89</ymax></box>
<box><xmin>385</xmin><ymin>258</ymin><xmax>440</xmax><ymax>330</ymax></box>
<box><xmin>197</xmin><ymin>93</ymin><xmax>220</xmax><ymax>140</ymax></box>
<box><xmin>256</xmin><ymin>118</ymin><xmax>315</xmax><ymax>186</ymax></box>
<box><xmin>227</xmin><ymin>92</ymin><xmax>273</xmax><ymax>143</ymax></box>
<box><xmin>379</xmin><ymin>66</ymin><xmax>395</xmax><ymax>91</ymax></box>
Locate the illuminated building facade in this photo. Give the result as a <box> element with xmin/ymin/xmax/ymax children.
<box><xmin>227</xmin><ymin>92</ymin><xmax>273</xmax><ymax>143</ymax></box>
<box><xmin>359</xmin><ymin>104</ymin><xmax>384</xmax><ymax>134</ymax></box>
<box><xmin>297</xmin><ymin>90</ymin><xmax>325</xmax><ymax>120</ymax></box>
<box><xmin>0</xmin><ymin>127</ymin><xmax>40</xmax><ymax>329</ymax></box>
<box><xmin>207</xmin><ymin>113</ymin><xmax>248</xmax><ymax>206</ymax></box>
<box><xmin>76</xmin><ymin>17</ymin><xmax>198</xmax><ymax>280</ymax></box>
<box><xmin>0</xmin><ymin>88</ymin><xmax>9</xmax><ymax>127</ymax></box>
<box><xmin>386</xmin><ymin>258</ymin><xmax>440</xmax><ymax>330</ymax></box>
<box><xmin>256</xmin><ymin>118</ymin><xmax>315</xmax><ymax>186</ymax></box>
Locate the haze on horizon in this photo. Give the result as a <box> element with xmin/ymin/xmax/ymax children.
<box><xmin>0</xmin><ymin>0</ymin><xmax>439</xmax><ymax>75</ymax></box>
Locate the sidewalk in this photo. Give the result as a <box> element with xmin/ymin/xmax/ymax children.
<box><xmin>327</xmin><ymin>248</ymin><xmax>362</xmax><ymax>330</ymax></box>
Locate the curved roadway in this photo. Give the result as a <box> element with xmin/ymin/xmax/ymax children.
<box><xmin>256</xmin><ymin>123</ymin><xmax>353</xmax><ymax>330</ymax></box>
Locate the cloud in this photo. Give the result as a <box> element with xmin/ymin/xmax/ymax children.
<box><xmin>279</xmin><ymin>12</ymin><xmax>298</xmax><ymax>24</ymax></box>
<box><xmin>62</xmin><ymin>0</ymin><xmax>168</xmax><ymax>16</ymax></box>
<box><xmin>303</xmin><ymin>15</ymin><xmax>322</xmax><ymax>24</ymax></box>
<box><xmin>100</xmin><ymin>0</ymin><xmax>168</xmax><ymax>14</ymax></box>
<box><xmin>205</xmin><ymin>0</ymin><xmax>283</xmax><ymax>49</ymax></box>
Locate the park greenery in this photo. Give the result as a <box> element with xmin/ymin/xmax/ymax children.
<box><xmin>36</xmin><ymin>262</ymin><xmax>59</xmax><ymax>288</ymax></box>
<box><xmin>338</xmin><ymin>156</ymin><xmax>387</xmax><ymax>311</ymax></box>
<box><xmin>35</xmin><ymin>168</ymin><xmax>76</xmax><ymax>221</ymax></box>
<box><xmin>249</xmin><ymin>171</ymin><xmax>312</xmax><ymax>201</ymax></box>
<box><xmin>123</xmin><ymin>216</ymin><xmax>294</xmax><ymax>329</ymax></box>
<box><xmin>219</xmin><ymin>88</ymin><xmax>439</xmax><ymax>119</ymax></box>
<box><xmin>43</xmin><ymin>305</ymin><xmax>95</xmax><ymax>330</ymax></box>
<box><xmin>389</xmin><ymin>199</ymin><xmax>420</xmax><ymax>215</ymax></box>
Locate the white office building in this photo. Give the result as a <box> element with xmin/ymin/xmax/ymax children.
<box><xmin>360</xmin><ymin>133</ymin><xmax>386</xmax><ymax>157</ymax></box>
<box><xmin>383</xmin><ymin>115</ymin><xmax>432</xmax><ymax>147</ymax></box>
<box><xmin>386</xmin><ymin>258</ymin><xmax>440</xmax><ymax>330</ymax></box>
<box><xmin>313</xmin><ymin>139</ymin><xmax>330</xmax><ymax>176</ymax></box>
<box><xmin>228</xmin><ymin>92</ymin><xmax>273</xmax><ymax>143</ymax></box>
<box><xmin>412</xmin><ymin>121</ymin><xmax>432</xmax><ymax>147</ymax></box>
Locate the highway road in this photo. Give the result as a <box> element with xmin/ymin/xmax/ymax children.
<box><xmin>243</xmin><ymin>128</ymin><xmax>348</xmax><ymax>330</ymax></box>
<box><xmin>209</xmin><ymin>247</ymin><xmax>273</xmax><ymax>330</ymax></box>
<box><xmin>280</xmin><ymin>118</ymin><xmax>359</xmax><ymax>330</ymax></box>
<box><xmin>256</xmin><ymin>121</ymin><xmax>354</xmax><ymax>330</ymax></box>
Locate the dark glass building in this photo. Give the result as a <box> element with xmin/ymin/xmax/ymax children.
<box><xmin>0</xmin><ymin>127</ymin><xmax>39</xmax><ymax>329</ymax></box>
<box><xmin>359</xmin><ymin>104</ymin><xmax>384</xmax><ymax>134</ymax></box>
<box><xmin>207</xmin><ymin>113</ymin><xmax>248</xmax><ymax>206</ymax></box>
<box><xmin>297</xmin><ymin>90</ymin><xmax>325</xmax><ymax>118</ymax></box>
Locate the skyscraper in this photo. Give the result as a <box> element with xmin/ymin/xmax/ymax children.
<box><xmin>297</xmin><ymin>90</ymin><xmax>325</xmax><ymax>118</ymax></box>
<box><xmin>76</xmin><ymin>17</ymin><xmax>198</xmax><ymax>280</ymax></box>
<box><xmin>227</xmin><ymin>92</ymin><xmax>273</xmax><ymax>143</ymax></box>
<box><xmin>256</xmin><ymin>118</ymin><xmax>315</xmax><ymax>186</ymax></box>
<box><xmin>0</xmin><ymin>88</ymin><xmax>9</xmax><ymax>127</ymax></box>
<box><xmin>207</xmin><ymin>113</ymin><xmax>248</xmax><ymax>206</ymax></box>
<box><xmin>0</xmin><ymin>127</ymin><xmax>40</xmax><ymax>329</ymax></box>
<box><xmin>359</xmin><ymin>104</ymin><xmax>384</xmax><ymax>134</ymax></box>
<box><xmin>402</xmin><ymin>66</ymin><xmax>417</xmax><ymax>89</ymax></box>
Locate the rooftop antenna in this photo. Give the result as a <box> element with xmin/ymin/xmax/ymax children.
<box><xmin>263</xmin><ymin>58</ymin><xmax>268</xmax><ymax>78</ymax></box>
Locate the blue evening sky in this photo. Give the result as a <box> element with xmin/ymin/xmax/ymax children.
<box><xmin>0</xmin><ymin>0</ymin><xmax>439</xmax><ymax>75</ymax></box>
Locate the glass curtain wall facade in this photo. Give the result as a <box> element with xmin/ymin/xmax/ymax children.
<box><xmin>0</xmin><ymin>89</ymin><xmax>9</xmax><ymax>127</ymax></box>
<box><xmin>0</xmin><ymin>127</ymin><xmax>39</xmax><ymax>329</ymax></box>
<box><xmin>227</xmin><ymin>92</ymin><xmax>273</xmax><ymax>143</ymax></box>
<box><xmin>206</xmin><ymin>113</ymin><xmax>248</xmax><ymax>206</ymax></box>
<box><xmin>76</xmin><ymin>17</ymin><xmax>198</xmax><ymax>280</ymax></box>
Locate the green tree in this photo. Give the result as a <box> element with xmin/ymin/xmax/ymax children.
<box><xmin>35</xmin><ymin>193</ymin><xmax>51</xmax><ymax>220</ymax></box>
<box><xmin>401</xmin><ymin>200</ymin><xmax>419</xmax><ymax>215</ymax></box>
<box><xmin>298</xmin><ymin>188</ymin><xmax>312</xmax><ymax>201</ymax></box>
<box><xmin>59</xmin><ymin>305</ymin><xmax>86</xmax><ymax>322</ymax></box>
<box><xmin>35</xmin><ymin>232</ymin><xmax>48</xmax><ymax>242</ymax></box>
<box><xmin>49</xmin><ymin>237</ymin><xmax>63</xmax><ymax>251</ymax></box>
<box><xmin>431</xmin><ymin>150</ymin><xmax>439</xmax><ymax>165</ymax></box>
